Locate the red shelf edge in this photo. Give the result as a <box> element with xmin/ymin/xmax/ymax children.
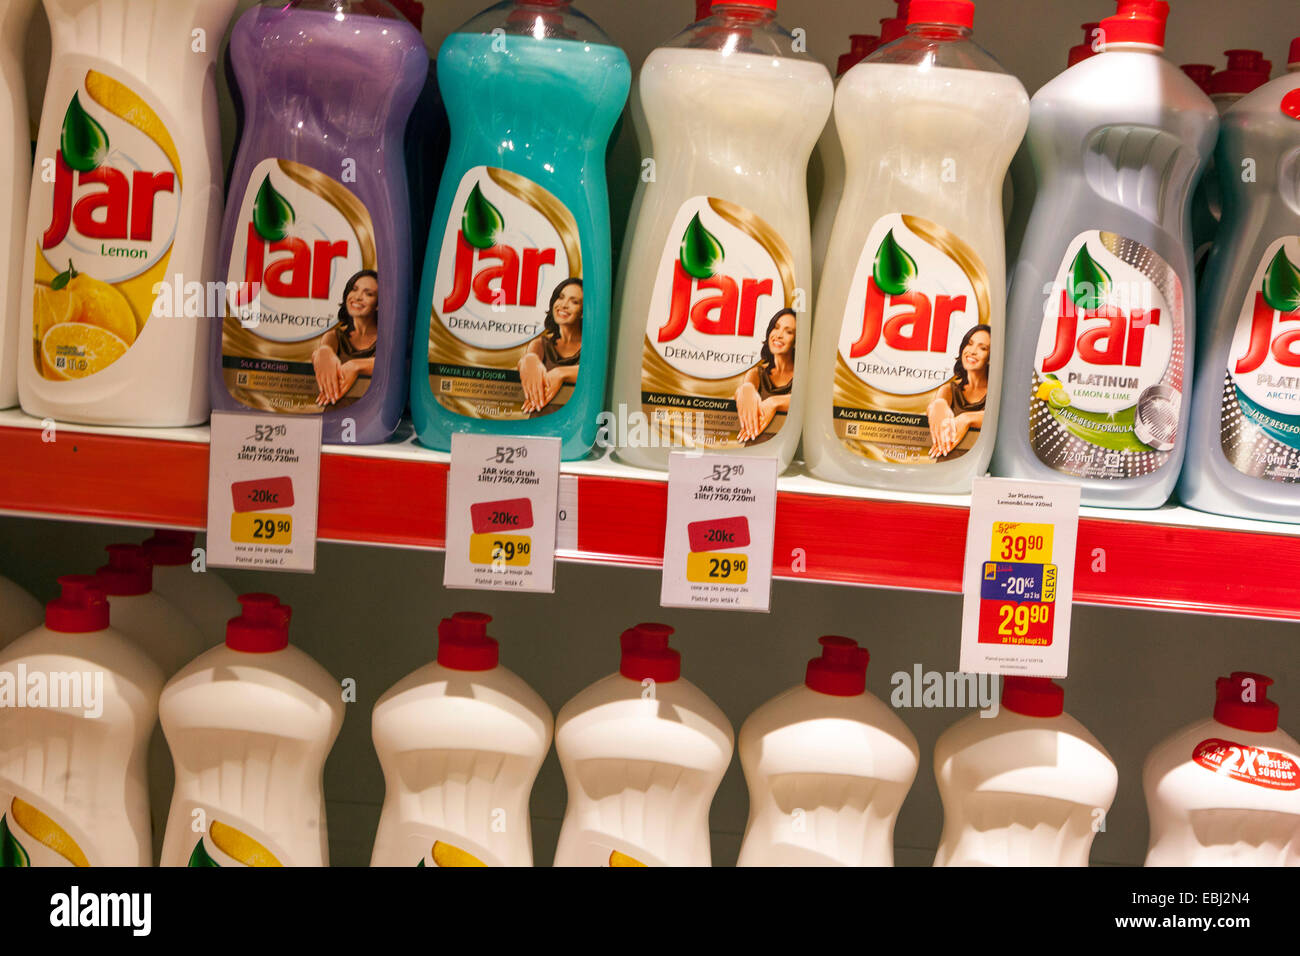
<box><xmin>1</xmin><ymin>423</ymin><xmax>1297</xmax><ymax>621</ymax></box>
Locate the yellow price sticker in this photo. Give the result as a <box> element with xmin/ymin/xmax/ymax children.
<box><xmin>230</xmin><ymin>512</ymin><xmax>293</xmax><ymax>546</ymax></box>
<box><xmin>990</xmin><ymin>521</ymin><xmax>1053</xmax><ymax>564</ymax></box>
<box><xmin>686</xmin><ymin>552</ymin><xmax>748</xmax><ymax>584</ymax></box>
<box><xmin>469</xmin><ymin>533</ymin><xmax>532</xmax><ymax>567</ymax></box>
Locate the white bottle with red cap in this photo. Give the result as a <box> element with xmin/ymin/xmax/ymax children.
<box><xmin>609</xmin><ymin>0</ymin><xmax>833</xmax><ymax>470</ymax></box>
<box><xmin>0</xmin><ymin>574</ymin><xmax>42</xmax><ymax>651</ymax></box>
<box><xmin>94</xmin><ymin>543</ymin><xmax>207</xmax><ymax>677</ymax></box>
<box><xmin>736</xmin><ymin>636</ymin><xmax>918</xmax><ymax>866</ymax></box>
<box><xmin>370</xmin><ymin>612</ymin><xmax>552</xmax><ymax>867</ymax></box>
<box><xmin>804</xmin><ymin>0</ymin><xmax>1029</xmax><ymax>492</ymax></box>
<box><xmin>1144</xmin><ymin>672</ymin><xmax>1299</xmax><ymax>865</ymax></box>
<box><xmin>553</xmin><ymin>624</ymin><xmax>733</xmax><ymax>866</ymax></box>
<box><xmin>158</xmin><ymin>594</ymin><xmax>343</xmax><ymax>867</ymax></box>
<box><xmin>0</xmin><ymin>576</ymin><xmax>163</xmax><ymax>866</ymax></box>
<box><xmin>141</xmin><ymin>530</ymin><xmax>239</xmax><ymax>646</ymax></box>
<box><xmin>933</xmin><ymin>677</ymin><xmax>1118</xmax><ymax>866</ymax></box>
<box><xmin>993</xmin><ymin>0</ymin><xmax>1218</xmax><ymax>507</ymax></box>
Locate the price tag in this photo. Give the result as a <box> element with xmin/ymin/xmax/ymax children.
<box><xmin>960</xmin><ymin>477</ymin><xmax>1079</xmax><ymax>676</ymax></box>
<box><xmin>206</xmin><ymin>412</ymin><xmax>322</xmax><ymax>572</ymax></box>
<box><xmin>445</xmin><ymin>433</ymin><xmax>561</xmax><ymax>592</ymax></box>
<box><xmin>661</xmin><ymin>453</ymin><xmax>777</xmax><ymax>611</ymax></box>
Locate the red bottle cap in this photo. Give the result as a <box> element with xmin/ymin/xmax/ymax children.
<box><xmin>619</xmin><ymin>623</ymin><xmax>681</xmax><ymax>683</ymax></box>
<box><xmin>1181</xmin><ymin>63</ymin><xmax>1215</xmax><ymax>93</ymax></box>
<box><xmin>695</xmin><ymin>0</ymin><xmax>712</xmax><ymax>20</ymax></box>
<box><xmin>1002</xmin><ymin>676</ymin><xmax>1065</xmax><ymax>718</ymax></box>
<box><xmin>141</xmin><ymin>529</ymin><xmax>195</xmax><ymax>567</ymax></box>
<box><xmin>436</xmin><ymin>612</ymin><xmax>499</xmax><ymax>671</ymax></box>
<box><xmin>1099</xmin><ymin>0</ymin><xmax>1168</xmax><ymax>49</ymax></box>
<box><xmin>907</xmin><ymin>0</ymin><xmax>973</xmax><ymax>30</ymax></box>
<box><xmin>1290</xmin><ymin>37</ymin><xmax>1300</xmax><ymax>68</ymax></box>
<box><xmin>94</xmin><ymin>544</ymin><xmax>153</xmax><ymax>597</ymax></box>
<box><xmin>1214</xmin><ymin>672</ymin><xmax>1279</xmax><ymax>733</ymax></box>
<box><xmin>1069</xmin><ymin>22</ymin><xmax>1101</xmax><ymax>67</ymax></box>
<box><xmin>45</xmin><ymin>575</ymin><xmax>110</xmax><ymax>633</ymax></box>
<box><xmin>710</xmin><ymin>0</ymin><xmax>777</xmax><ymax>12</ymax></box>
<box><xmin>226</xmin><ymin>594</ymin><xmax>290</xmax><ymax>653</ymax></box>
<box><xmin>1210</xmin><ymin>49</ymin><xmax>1272</xmax><ymax>95</ymax></box>
<box><xmin>837</xmin><ymin>34</ymin><xmax>881</xmax><ymax>76</ymax></box>
<box><xmin>388</xmin><ymin>0</ymin><xmax>424</xmax><ymax>30</ymax></box>
<box><xmin>804</xmin><ymin>636</ymin><xmax>869</xmax><ymax>697</ymax></box>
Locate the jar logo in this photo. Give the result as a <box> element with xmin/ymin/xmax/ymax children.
<box><xmin>41</xmin><ymin>93</ymin><xmax>176</xmax><ymax>262</ymax></box>
<box><xmin>655</xmin><ymin>213</ymin><xmax>773</xmax><ymax>345</ymax></box>
<box><xmin>441</xmin><ymin>183</ymin><xmax>556</xmax><ymax>316</ymax></box>
<box><xmin>1219</xmin><ymin>239</ymin><xmax>1300</xmax><ymax>482</ymax></box>
<box><xmin>1232</xmin><ymin>247</ymin><xmax>1300</xmax><ymax>376</ymax></box>
<box><xmin>223</xmin><ymin>158</ymin><xmax>371</xmax><ymax>345</ymax></box>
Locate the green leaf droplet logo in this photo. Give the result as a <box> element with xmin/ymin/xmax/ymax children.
<box><xmin>0</xmin><ymin>814</ymin><xmax>31</xmax><ymax>868</ymax></box>
<box><xmin>1068</xmin><ymin>243</ymin><xmax>1111</xmax><ymax>310</ymax></box>
<box><xmin>679</xmin><ymin>213</ymin><xmax>725</xmax><ymax>280</ymax></box>
<box><xmin>253</xmin><ymin>176</ymin><xmax>295</xmax><ymax>243</ymax></box>
<box><xmin>462</xmin><ymin>182</ymin><xmax>504</xmax><ymax>250</ymax></box>
<box><xmin>187</xmin><ymin>838</ymin><xmax>221</xmax><ymax>867</ymax></box>
<box><xmin>872</xmin><ymin>229</ymin><xmax>917</xmax><ymax>297</ymax></box>
<box><xmin>1262</xmin><ymin>246</ymin><xmax>1300</xmax><ymax>314</ymax></box>
<box><xmin>60</xmin><ymin>93</ymin><xmax>109</xmax><ymax>174</ymax></box>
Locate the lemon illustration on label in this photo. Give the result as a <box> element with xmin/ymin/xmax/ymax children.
<box><xmin>428</xmin><ymin>840</ymin><xmax>487</xmax><ymax>867</ymax></box>
<box><xmin>207</xmin><ymin>820</ymin><xmax>283</xmax><ymax>867</ymax></box>
<box><xmin>10</xmin><ymin>797</ymin><xmax>89</xmax><ymax>867</ymax></box>
<box><xmin>608</xmin><ymin>850</ymin><xmax>647</xmax><ymax>867</ymax></box>
<box><xmin>1036</xmin><ymin>379</ymin><xmax>1071</xmax><ymax>408</ymax></box>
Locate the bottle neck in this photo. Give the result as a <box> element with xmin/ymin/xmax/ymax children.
<box><xmin>709</xmin><ymin>3</ymin><xmax>776</xmax><ymax>25</ymax></box>
<box><xmin>1103</xmin><ymin>40</ymin><xmax>1163</xmax><ymax>54</ymax></box>
<box><xmin>906</xmin><ymin>23</ymin><xmax>973</xmax><ymax>41</ymax></box>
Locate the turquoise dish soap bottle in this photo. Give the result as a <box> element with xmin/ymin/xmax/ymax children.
<box><xmin>411</xmin><ymin>0</ymin><xmax>630</xmax><ymax>459</ymax></box>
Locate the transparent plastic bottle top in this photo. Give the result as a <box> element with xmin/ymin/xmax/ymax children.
<box><xmin>410</xmin><ymin>0</ymin><xmax>629</xmax><ymax>460</ymax></box>
<box><xmin>802</xmin><ymin>0</ymin><xmax>1027</xmax><ymax>492</ymax></box>
<box><xmin>608</xmin><ymin>0</ymin><xmax>832</xmax><ymax>472</ymax></box>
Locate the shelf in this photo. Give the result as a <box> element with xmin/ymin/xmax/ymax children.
<box><xmin>1</xmin><ymin>407</ymin><xmax>1298</xmax><ymax>621</ymax></box>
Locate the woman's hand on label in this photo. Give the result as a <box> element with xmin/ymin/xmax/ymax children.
<box><xmin>518</xmin><ymin>353</ymin><xmax>547</xmax><ymax>412</ymax></box>
<box><xmin>313</xmin><ymin>347</ymin><xmax>343</xmax><ymax>406</ymax></box>
<box><xmin>735</xmin><ymin>382</ymin><xmax>761</xmax><ymax>442</ymax></box>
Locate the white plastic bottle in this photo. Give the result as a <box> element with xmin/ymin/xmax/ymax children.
<box><xmin>94</xmin><ymin>543</ymin><xmax>206</xmax><ymax>677</ymax></box>
<box><xmin>1144</xmin><ymin>672</ymin><xmax>1299</xmax><ymax>866</ymax></box>
<box><xmin>0</xmin><ymin>0</ymin><xmax>39</xmax><ymax>408</ymax></box>
<box><xmin>934</xmin><ymin>677</ymin><xmax>1118</xmax><ymax>866</ymax></box>
<box><xmin>803</xmin><ymin>0</ymin><xmax>1028</xmax><ymax>491</ymax></box>
<box><xmin>18</xmin><ymin>0</ymin><xmax>238</xmax><ymax>426</ymax></box>
<box><xmin>141</xmin><ymin>529</ymin><xmax>239</xmax><ymax>645</ymax></box>
<box><xmin>736</xmin><ymin>636</ymin><xmax>918</xmax><ymax>866</ymax></box>
<box><xmin>0</xmin><ymin>573</ymin><xmax>43</xmax><ymax>650</ymax></box>
<box><xmin>609</xmin><ymin>0</ymin><xmax>832</xmax><ymax>470</ymax></box>
<box><xmin>809</xmin><ymin>33</ymin><xmax>880</xmax><ymax>291</ymax></box>
<box><xmin>991</xmin><ymin>1</ymin><xmax>1218</xmax><ymax>507</ymax></box>
<box><xmin>0</xmin><ymin>576</ymin><xmax>163</xmax><ymax>866</ymax></box>
<box><xmin>159</xmin><ymin>593</ymin><xmax>343</xmax><ymax>867</ymax></box>
<box><xmin>370</xmin><ymin>612</ymin><xmax>552</xmax><ymax>867</ymax></box>
<box><xmin>553</xmin><ymin>623</ymin><xmax>733</xmax><ymax>866</ymax></box>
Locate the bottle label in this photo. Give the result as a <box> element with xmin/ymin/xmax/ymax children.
<box><xmin>30</xmin><ymin>67</ymin><xmax>181</xmax><ymax>381</ymax></box>
<box><xmin>1029</xmin><ymin>231</ymin><xmax>1185</xmax><ymax>479</ymax></box>
<box><xmin>221</xmin><ymin>158</ymin><xmax>378</xmax><ymax>414</ymax></box>
<box><xmin>640</xmin><ymin>196</ymin><xmax>798</xmax><ymax>448</ymax></box>
<box><xmin>386</xmin><ymin>824</ymin><xmax>504</xmax><ymax>867</ymax></box>
<box><xmin>182</xmin><ymin>806</ymin><xmax>294</xmax><ymax>867</ymax></box>
<box><xmin>832</xmin><ymin>213</ymin><xmax>991</xmax><ymax>464</ymax></box>
<box><xmin>1192</xmin><ymin>738</ymin><xmax>1300</xmax><ymax>791</ymax></box>
<box><xmin>428</xmin><ymin>166</ymin><xmax>582</xmax><ymax>420</ymax></box>
<box><xmin>0</xmin><ymin>789</ymin><xmax>96</xmax><ymax>867</ymax></box>
<box><xmin>1218</xmin><ymin>238</ymin><xmax>1300</xmax><ymax>482</ymax></box>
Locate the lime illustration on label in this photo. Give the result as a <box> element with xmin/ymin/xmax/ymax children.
<box><xmin>833</xmin><ymin>214</ymin><xmax>991</xmax><ymax>464</ymax></box>
<box><xmin>0</xmin><ymin>795</ymin><xmax>91</xmax><ymax>867</ymax></box>
<box><xmin>429</xmin><ymin>167</ymin><xmax>582</xmax><ymax>420</ymax></box>
<box><xmin>1219</xmin><ymin>238</ymin><xmax>1300</xmax><ymax>482</ymax></box>
<box><xmin>641</xmin><ymin>197</ymin><xmax>798</xmax><ymax>448</ymax></box>
<box><xmin>32</xmin><ymin>71</ymin><xmax>181</xmax><ymax>381</ymax></box>
<box><xmin>1029</xmin><ymin>230</ymin><xmax>1185</xmax><ymax>479</ymax></box>
<box><xmin>223</xmin><ymin>158</ymin><xmax>378</xmax><ymax>414</ymax></box>
<box><xmin>187</xmin><ymin>818</ymin><xmax>284</xmax><ymax>867</ymax></box>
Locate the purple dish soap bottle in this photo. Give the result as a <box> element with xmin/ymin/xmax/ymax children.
<box><xmin>211</xmin><ymin>0</ymin><xmax>426</xmax><ymax>444</ymax></box>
